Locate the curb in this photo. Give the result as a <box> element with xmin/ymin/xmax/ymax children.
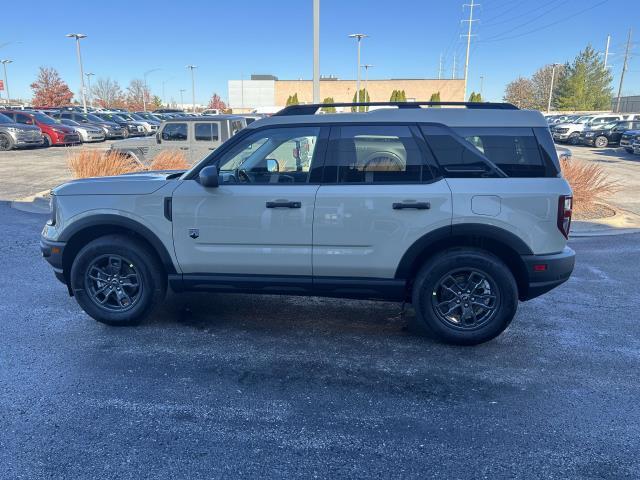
<box><xmin>10</xmin><ymin>190</ymin><xmax>51</xmax><ymax>215</ymax></box>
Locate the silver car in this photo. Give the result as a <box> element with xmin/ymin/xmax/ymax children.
<box><xmin>58</xmin><ymin>119</ymin><xmax>105</xmax><ymax>143</ymax></box>
<box><xmin>0</xmin><ymin>112</ymin><xmax>43</xmax><ymax>150</ymax></box>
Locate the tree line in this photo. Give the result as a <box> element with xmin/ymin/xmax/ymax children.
<box><xmin>29</xmin><ymin>66</ymin><xmax>227</xmax><ymax>111</ymax></box>
<box><xmin>503</xmin><ymin>45</ymin><xmax>612</xmax><ymax>111</ymax></box>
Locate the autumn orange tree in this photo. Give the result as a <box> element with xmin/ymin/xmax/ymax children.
<box><xmin>31</xmin><ymin>67</ymin><xmax>74</xmax><ymax>106</ymax></box>
<box><xmin>207</xmin><ymin>93</ymin><xmax>227</xmax><ymax>111</ymax></box>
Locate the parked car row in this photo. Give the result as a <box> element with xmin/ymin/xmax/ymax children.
<box><xmin>547</xmin><ymin>112</ymin><xmax>640</xmax><ymax>154</ymax></box>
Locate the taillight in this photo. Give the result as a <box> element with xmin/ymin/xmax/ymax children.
<box><xmin>557</xmin><ymin>195</ymin><xmax>573</xmax><ymax>238</ymax></box>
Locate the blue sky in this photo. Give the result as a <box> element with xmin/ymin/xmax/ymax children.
<box><xmin>1</xmin><ymin>0</ymin><xmax>638</xmax><ymax>105</ymax></box>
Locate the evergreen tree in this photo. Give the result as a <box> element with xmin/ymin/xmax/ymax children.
<box><xmin>351</xmin><ymin>89</ymin><xmax>370</xmax><ymax>111</ymax></box>
<box><xmin>390</xmin><ymin>90</ymin><xmax>398</xmax><ymax>102</ymax></box>
<box><xmin>321</xmin><ymin>97</ymin><xmax>336</xmax><ymax>113</ymax></box>
<box><xmin>429</xmin><ymin>91</ymin><xmax>441</xmax><ymax>107</ymax></box>
<box><xmin>286</xmin><ymin>93</ymin><xmax>300</xmax><ymax>106</ymax></box>
<box><xmin>398</xmin><ymin>90</ymin><xmax>407</xmax><ymax>102</ymax></box>
<box><xmin>555</xmin><ymin>45</ymin><xmax>612</xmax><ymax>110</ymax></box>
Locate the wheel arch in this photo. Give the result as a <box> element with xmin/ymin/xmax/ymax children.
<box><xmin>395</xmin><ymin>224</ymin><xmax>531</xmax><ymax>299</ymax></box>
<box><xmin>60</xmin><ymin>215</ymin><xmax>177</xmax><ymax>283</ymax></box>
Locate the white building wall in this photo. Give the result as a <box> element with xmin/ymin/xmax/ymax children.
<box><xmin>228</xmin><ymin>80</ymin><xmax>275</xmax><ymax>110</ymax></box>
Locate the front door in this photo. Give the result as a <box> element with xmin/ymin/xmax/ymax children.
<box><xmin>313</xmin><ymin>124</ymin><xmax>453</xmax><ymax>279</ymax></box>
<box><xmin>172</xmin><ymin>125</ymin><xmax>328</xmax><ymax>276</ymax></box>
<box><xmin>155</xmin><ymin>121</ymin><xmax>190</xmax><ymax>162</ymax></box>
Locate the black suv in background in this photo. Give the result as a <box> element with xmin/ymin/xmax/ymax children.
<box><xmin>93</xmin><ymin>113</ymin><xmax>145</xmax><ymax>138</ymax></box>
<box><xmin>53</xmin><ymin>111</ymin><xmax>125</xmax><ymax>139</ymax></box>
<box><xmin>580</xmin><ymin>120</ymin><xmax>640</xmax><ymax>148</ymax></box>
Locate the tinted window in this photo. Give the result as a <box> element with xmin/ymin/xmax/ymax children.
<box><xmin>162</xmin><ymin>123</ymin><xmax>188</xmax><ymax>141</ymax></box>
<box><xmin>327</xmin><ymin>125</ymin><xmax>430</xmax><ymax>184</ymax></box>
<box><xmin>15</xmin><ymin>113</ymin><xmax>32</xmax><ymax>124</ymax></box>
<box><xmin>421</xmin><ymin>125</ymin><xmax>495</xmax><ymax>178</ymax></box>
<box><xmin>217</xmin><ymin>126</ymin><xmax>321</xmax><ymax>184</ymax></box>
<box><xmin>0</xmin><ymin>113</ymin><xmax>12</xmax><ymax>124</ymax></box>
<box><xmin>194</xmin><ymin>123</ymin><xmax>219</xmax><ymax>141</ymax></box>
<box><xmin>231</xmin><ymin>120</ymin><xmax>244</xmax><ymax>135</ymax></box>
<box><xmin>454</xmin><ymin>127</ymin><xmax>547</xmax><ymax>178</ymax></box>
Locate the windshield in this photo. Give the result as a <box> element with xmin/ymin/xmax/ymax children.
<box><xmin>62</xmin><ymin>119</ymin><xmax>81</xmax><ymax>126</ymax></box>
<box><xmin>128</xmin><ymin>113</ymin><xmax>145</xmax><ymax>121</ymax></box>
<box><xmin>32</xmin><ymin>113</ymin><xmax>57</xmax><ymax>125</ymax></box>
<box><xmin>104</xmin><ymin>114</ymin><xmax>125</xmax><ymax>122</ymax></box>
<box><xmin>0</xmin><ymin>113</ymin><xmax>13</xmax><ymax>124</ymax></box>
<box><xmin>84</xmin><ymin>113</ymin><xmax>104</xmax><ymax>123</ymax></box>
<box><xmin>576</xmin><ymin>116</ymin><xmax>593</xmax><ymax>124</ymax></box>
<box><xmin>118</xmin><ymin>114</ymin><xmax>134</xmax><ymax>120</ymax></box>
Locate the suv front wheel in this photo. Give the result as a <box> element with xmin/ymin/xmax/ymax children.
<box><xmin>411</xmin><ymin>248</ymin><xmax>518</xmax><ymax>345</ymax></box>
<box><xmin>70</xmin><ymin>234</ymin><xmax>166</xmax><ymax>326</ymax></box>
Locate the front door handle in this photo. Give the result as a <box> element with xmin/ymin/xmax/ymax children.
<box><xmin>179</xmin><ymin>146</ymin><xmax>189</xmax><ymax>150</ymax></box>
<box><xmin>266</xmin><ymin>200</ymin><xmax>301</xmax><ymax>209</ymax></box>
<box><xmin>392</xmin><ymin>201</ymin><xmax>431</xmax><ymax>210</ymax></box>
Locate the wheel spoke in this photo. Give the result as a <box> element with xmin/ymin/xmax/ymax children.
<box><xmin>85</xmin><ymin>254</ymin><xmax>141</xmax><ymax>312</ymax></box>
<box><xmin>108</xmin><ymin>256</ymin><xmax>122</xmax><ymax>275</ymax></box>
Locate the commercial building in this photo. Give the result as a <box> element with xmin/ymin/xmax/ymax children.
<box><xmin>228</xmin><ymin>74</ymin><xmax>465</xmax><ymax>113</ymax></box>
<box><xmin>613</xmin><ymin>95</ymin><xmax>640</xmax><ymax>113</ymax></box>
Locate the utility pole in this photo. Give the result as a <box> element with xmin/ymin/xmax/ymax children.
<box><xmin>312</xmin><ymin>0</ymin><xmax>320</xmax><ymax>103</ymax></box>
<box><xmin>547</xmin><ymin>63</ymin><xmax>560</xmax><ymax>113</ymax></box>
<box><xmin>85</xmin><ymin>72</ymin><xmax>94</xmax><ymax>108</ymax></box>
<box><xmin>179</xmin><ymin>89</ymin><xmax>185</xmax><ymax>110</ymax></box>
<box><xmin>186</xmin><ymin>65</ymin><xmax>197</xmax><ymax>113</ymax></box>
<box><xmin>348</xmin><ymin>33</ymin><xmax>368</xmax><ymax>103</ymax></box>
<box><xmin>438</xmin><ymin>53</ymin><xmax>443</xmax><ymax>80</ymax></box>
<box><xmin>362</xmin><ymin>64</ymin><xmax>374</xmax><ymax>100</ymax></box>
<box><xmin>615</xmin><ymin>28</ymin><xmax>632</xmax><ymax>113</ymax></box>
<box><xmin>143</xmin><ymin>68</ymin><xmax>160</xmax><ymax>112</ymax></box>
<box><xmin>452</xmin><ymin>54</ymin><xmax>457</xmax><ymax>79</ymax></box>
<box><xmin>604</xmin><ymin>34</ymin><xmax>611</xmax><ymax>69</ymax></box>
<box><xmin>461</xmin><ymin>0</ymin><xmax>478</xmax><ymax>100</ymax></box>
<box><xmin>479</xmin><ymin>75</ymin><xmax>484</xmax><ymax>98</ymax></box>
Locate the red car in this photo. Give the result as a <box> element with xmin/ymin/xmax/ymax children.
<box><xmin>0</xmin><ymin>110</ymin><xmax>80</xmax><ymax>146</ymax></box>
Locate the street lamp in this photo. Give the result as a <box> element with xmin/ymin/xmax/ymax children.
<box><xmin>361</xmin><ymin>64</ymin><xmax>374</xmax><ymax>101</ymax></box>
<box><xmin>1</xmin><ymin>59</ymin><xmax>12</xmax><ymax>104</ymax></box>
<box><xmin>547</xmin><ymin>63</ymin><xmax>561</xmax><ymax>113</ymax></box>
<box><xmin>66</xmin><ymin>33</ymin><xmax>88</xmax><ymax>112</ymax></box>
<box><xmin>179</xmin><ymin>89</ymin><xmax>186</xmax><ymax>110</ymax></box>
<box><xmin>348</xmin><ymin>33</ymin><xmax>368</xmax><ymax>104</ymax></box>
<box><xmin>85</xmin><ymin>72</ymin><xmax>95</xmax><ymax>108</ymax></box>
<box><xmin>143</xmin><ymin>68</ymin><xmax>160</xmax><ymax>112</ymax></box>
<box><xmin>186</xmin><ymin>65</ymin><xmax>197</xmax><ymax>113</ymax></box>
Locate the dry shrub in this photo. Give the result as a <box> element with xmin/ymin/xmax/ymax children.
<box><xmin>68</xmin><ymin>149</ymin><xmax>142</xmax><ymax>178</ymax></box>
<box><xmin>560</xmin><ymin>158</ymin><xmax>621</xmax><ymax>214</ymax></box>
<box><xmin>148</xmin><ymin>150</ymin><xmax>189</xmax><ymax>171</ymax></box>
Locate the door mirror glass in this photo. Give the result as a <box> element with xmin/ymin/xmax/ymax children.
<box><xmin>199</xmin><ymin>165</ymin><xmax>219</xmax><ymax>188</ymax></box>
<box><xmin>266</xmin><ymin>158</ymin><xmax>279</xmax><ymax>172</ymax></box>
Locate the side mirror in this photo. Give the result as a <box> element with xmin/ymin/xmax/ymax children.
<box><xmin>266</xmin><ymin>158</ymin><xmax>279</xmax><ymax>172</ymax></box>
<box><xmin>156</xmin><ymin>132</ymin><xmax>161</xmax><ymax>144</ymax></box>
<box><xmin>199</xmin><ymin>165</ymin><xmax>219</xmax><ymax>188</ymax></box>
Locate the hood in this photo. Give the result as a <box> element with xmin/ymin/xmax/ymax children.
<box><xmin>622</xmin><ymin>129</ymin><xmax>640</xmax><ymax>136</ymax></box>
<box><xmin>111</xmin><ymin>135</ymin><xmax>157</xmax><ymax>149</ymax></box>
<box><xmin>3</xmin><ymin>122</ymin><xmax>41</xmax><ymax>132</ymax></box>
<box><xmin>53</xmin><ymin>171</ymin><xmax>177</xmax><ymax>196</ymax></box>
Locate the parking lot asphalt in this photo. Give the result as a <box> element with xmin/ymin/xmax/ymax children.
<box><xmin>1</xmin><ymin>203</ymin><xmax>639</xmax><ymax>479</ymax></box>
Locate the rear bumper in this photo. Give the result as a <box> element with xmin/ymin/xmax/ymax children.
<box><xmin>40</xmin><ymin>237</ymin><xmax>67</xmax><ymax>284</ymax></box>
<box><xmin>520</xmin><ymin>247</ymin><xmax>575</xmax><ymax>300</ymax></box>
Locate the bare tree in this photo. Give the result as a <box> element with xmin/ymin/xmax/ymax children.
<box><xmin>531</xmin><ymin>64</ymin><xmax>566</xmax><ymax>110</ymax></box>
<box><xmin>503</xmin><ymin>77</ymin><xmax>536</xmax><ymax>109</ymax></box>
<box><xmin>126</xmin><ymin>79</ymin><xmax>150</xmax><ymax>111</ymax></box>
<box><xmin>91</xmin><ymin>77</ymin><xmax>124</xmax><ymax>108</ymax></box>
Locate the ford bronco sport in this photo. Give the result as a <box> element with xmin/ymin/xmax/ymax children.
<box><xmin>41</xmin><ymin>101</ymin><xmax>575</xmax><ymax>345</ymax></box>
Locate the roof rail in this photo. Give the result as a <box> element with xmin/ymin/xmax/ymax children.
<box><xmin>273</xmin><ymin>101</ymin><xmax>519</xmax><ymax>116</ymax></box>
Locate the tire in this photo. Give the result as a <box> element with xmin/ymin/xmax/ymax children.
<box><xmin>0</xmin><ymin>133</ymin><xmax>14</xmax><ymax>151</ymax></box>
<box><xmin>594</xmin><ymin>136</ymin><xmax>608</xmax><ymax>148</ymax></box>
<box><xmin>411</xmin><ymin>248</ymin><xmax>518</xmax><ymax>345</ymax></box>
<box><xmin>122</xmin><ymin>128</ymin><xmax>129</xmax><ymax>139</ymax></box>
<box><xmin>568</xmin><ymin>133</ymin><xmax>580</xmax><ymax>145</ymax></box>
<box><xmin>42</xmin><ymin>134</ymin><xmax>52</xmax><ymax>147</ymax></box>
<box><xmin>70</xmin><ymin>234</ymin><xmax>166</xmax><ymax>326</ymax></box>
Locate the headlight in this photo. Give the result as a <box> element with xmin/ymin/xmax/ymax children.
<box><xmin>6</xmin><ymin>127</ymin><xmax>19</xmax><ymax>133</ymax></box>
<box><xmin>52</xmin><ymin>128</ymin><xmax>66</xmax><ymax>134</ymax></box>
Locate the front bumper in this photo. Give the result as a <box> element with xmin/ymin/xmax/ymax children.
<box><xmin>40</xmin><ymin>236</ymin><xmax>67</xmax><ymax>284</ymax></box>
<box><xmin>520</xmin><ymin>247</ymin><xmax>575</xmax><ymax>300</ymax></box>
<box><xmin>552</xmin><ymin>132</ymin><xmax>571</xmax><ymax>141</ymax></box>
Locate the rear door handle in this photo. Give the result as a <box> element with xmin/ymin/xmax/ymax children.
<box><xmin>392</xmin><ymin>202</ymin><xmax>431</xmax><ymax>210</ymax></box>
<box><xmin>179</xmin><ymin>146</ymin><xmax>189</xmax><ymax>150</ymax></box>
<box><xmin>266</xmin><ymin>200</ymin><xmax>301</xmax><ymax>209</ymax></box>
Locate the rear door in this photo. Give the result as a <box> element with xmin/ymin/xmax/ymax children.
<box><xmin>313</xmin><ymin>124</ymin><xmax>452</xmax><ymax>279</ymax></box>
<box><xmin>190</xmin><ymin>121</ymin><xmax>222</xmax><ymax>164</ymax></box>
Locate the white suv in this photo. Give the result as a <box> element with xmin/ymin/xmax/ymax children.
<box><xmin>41</xmin><ymin>101</ymin><xmax>575</xmax><ymax>345</ymax></box>
<box><xmin>553</xmin><ymin>114</ymin><xmax>624</xmax><ymax>144</ymax></box>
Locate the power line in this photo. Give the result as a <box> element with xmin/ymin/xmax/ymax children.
<box><xmin>481</xmin><ymin>0</ymin><xmax>564</xmax><ymax>29</ymax></box>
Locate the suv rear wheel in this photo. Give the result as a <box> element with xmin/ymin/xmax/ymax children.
<box><xmin>70</xmin><ymin>234</ymin><xmax>166</xmax><ymax>326</ymax></box>
<box><xmin>411</xmin><ymin>248</ymin><xmax>518</xmax><ymax>345</ymax></box>
<box><xmin>0</xmin><ymin>133</ymin><xmax>13</xmax><ymax>151</ymax></box>
<box><xmin>594</xmin><ymin>136</ymin><xmax>608</xmax><ymax>148</ymax></box>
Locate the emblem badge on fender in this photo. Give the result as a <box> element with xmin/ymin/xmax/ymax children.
<box><xmin>188</xmin><ymin>228</ymin><xmax>199</xmax><ymax>239</ymax></box>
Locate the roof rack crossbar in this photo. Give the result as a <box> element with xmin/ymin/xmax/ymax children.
<box><xmin>274</xmin><ymin>101</ymin><xmax>519</xmax><ymax>116</ymax></box>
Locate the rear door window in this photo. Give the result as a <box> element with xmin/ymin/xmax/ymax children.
<box><xmin>194</xmin><ymin>123</ymin><xmax>219</xmax><ymax>141</ymax></box>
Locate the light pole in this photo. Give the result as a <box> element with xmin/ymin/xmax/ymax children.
<box><xmin>312</xmin><ymin>0</ymin><xmax>320</xmax><ymax>103</ymax></box>
<box><xmin>85</xmin><ymin>72</ymin><xmax>94</xmax><ymax>108</ymax></box>
<box><xmin>1</xmin><ymin>59</ymin><xmax>12</xmax><ymax>104</ymax></box>
<box><xmin>361</xmin><ymin>64</ymin><xmax>374</xmax><ymax>101</ymax></box>
<box><xmin>479</xmin><ymin>75</ymin><xmax>484</xmax><ymax>99</ymax></box>
<box><xmin>143</xmin><ymin>68</ymin><xmax>160</xmax><ymax>112</ymax></box>
<box><xmin>161</xmin><ymin>78</ymin><xmax>174</xmax><ymax>107</ymax></box>
<box><xmin>66</xmin><ymin>33</ymin><xmax>88</xmax><ymax>112</ymax></box>
<box><xmin>547</xmin><ymin>63</ymin><xmax>561</xmax><ymax>113</ymax></box>
<box><xmin>179</xmin><ymin>89</ymin><xmax>186</xmax><ymax>110</ymax></box>
<box><xmin>348</xmin><ymin>33</ymin><xmax>368</xmax><ymax>104</ymax></box>
<box><xmin>186</xmin><ymin>65</ymin><xmax>197</xmax><ymax>113</ymax></box>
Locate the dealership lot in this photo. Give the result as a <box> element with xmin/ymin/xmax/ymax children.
<box><xmin>1</xmin><ymin>203</ymin><xmax>640</xmax><ymax>478</ymax></box>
